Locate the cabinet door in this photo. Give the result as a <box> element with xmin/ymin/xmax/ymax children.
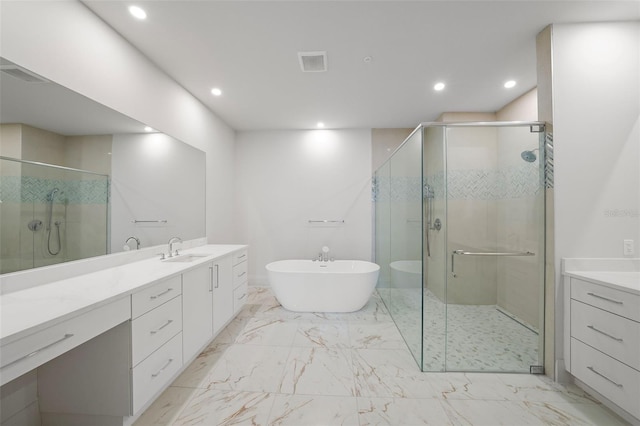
<box><xmin>182</xmin><ymin>263</ymin><xmax>214</xmax><ymax>361</ymax></box>
<box><xmin>212</xmin><ymin>255</ymin><xmax>233</xmax><ymax>335</ymax></box>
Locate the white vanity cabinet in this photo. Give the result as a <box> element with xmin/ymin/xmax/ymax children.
<box><xmin>130</xmin><ymin>276</ymin><xmax>184</xmax><ymax>413</ymax></box>
<box><xmin>182</xmin><ymin>253</ymin><xmax>237</xmax><ymax>362</ymax></box>
<box><xmin>182</xmin><ymin>262</ymin><xmax>214</xmax><ymax>361</ymax></box>
<box><xmin>565</xmin><ymin>274</ymin><xmax>640</xmax><ymax>422</ymax></box>
<box><xmin>232</xmin><ymin>248</ymin><xmax>249</xmax><ymax>313</ymax></box>
<box><xmin>1</xmin><ymin>243</ymin><xmax>249</xmax><ymax>426</ymax></box>
<box><xmin>37</xmin><ymin>275</ymin><xmax>185</xmax><ymax>424</ymax></box>
<box><xmin>212</xmin><ymin>254</ymin><xmax>233</xmax><ymax>335</ymax></box>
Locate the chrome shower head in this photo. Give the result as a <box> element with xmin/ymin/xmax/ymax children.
<box><xmin>521</xmin><ymin>149</ymin><xmax>538</xmax><ymax>163</ymax></box>
<box><xmin>47</xmin><ymin>188</ymin><xmax>60</xmax><ymax>201</ymax></box>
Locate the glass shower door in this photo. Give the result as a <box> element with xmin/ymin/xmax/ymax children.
<box><xmin>444</xmin><ymin>124</ymin><xmax>545</xmax><ymax>373</ymax></box>
<box><xmin>422</xmin><ymin>125</ymin><xmax>447</xmax><ymax>371</ymax></box>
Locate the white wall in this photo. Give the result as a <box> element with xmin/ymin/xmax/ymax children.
<box><xmin>0</xmin><ymin>1</ymin><xmax>236</xmax><ymax>244</ymax></box>
<box><xmin>371</xmin><ymin>128</ymin><xmax>414</xmax><ymax>172</ymax></box>
<box><xmin>496</xmin><ymin>89</ymin><xmax>541</xmax><ymax>328</ymax></box>
<box><xmin>111</xmin><ymin>133</ymin><xmax>206</xmax><ymax>251</ymax></box>
<box><xmin>0</xmin><ymin>2</ymin><xmax>236</xmax><ymax>423</ymax></box>
<box><xmin>235</xmin><ymin>129</ymin><xmax>372</xmax><ymax>285</ymax></box>
<box><xmin>551</xmin><ymin>22</ymin><xmax>640</xmax><ymax>372</ymax></box>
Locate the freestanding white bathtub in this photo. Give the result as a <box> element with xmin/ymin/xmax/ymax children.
<box><xmin>390</xmin><ymin>260</ymin><xmax>422</xmax><ymax>289</ymax></box>
<box><xmin>265</xmin><ymin>260</ymin><xmax>380</xmax><ymax>312</ymax></box>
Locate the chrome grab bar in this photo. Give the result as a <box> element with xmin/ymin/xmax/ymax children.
<box><xmin>308</xmin><ymin>220</ymin><xmax>345</xmax><ymax>224</ymax></box>
<box><xmin>132</xmin><ymin>219</ymin><xmax>168</xmax><ymax>223</ymax></box>
<box><xmin>453</xmin><ymin>250</ymin><xmax>535</xmax><ymax>256</ymax></box>
<box><xmin>451</xmin><ymin>249</ymin><xmax>535</xmax><ymax>277</ymax></box>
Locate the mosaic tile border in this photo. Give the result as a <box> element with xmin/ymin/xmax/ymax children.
<box><xmin>373</xmin><ymin>164</ymin><xmax>542</xmax><ymax>203</ymax></box>
<box><xmin>0</xmin><ymin>176</ymin><xmax>109</xmax><ymax>204</ymax></box>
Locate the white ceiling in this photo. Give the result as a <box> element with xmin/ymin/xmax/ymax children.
<box><xmin>0</xmin><ymin>58</ymin><xmax>148</xmax><ymax>136</ymax></box>
<box><xmin>83</xmin><ymin>1</ymin><xmax>640</xmax><ymax>131</ymax></box>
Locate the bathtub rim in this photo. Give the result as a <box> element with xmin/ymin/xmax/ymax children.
<box><xmin>265</xmin><ymin>259</ymin><xmax>380</xmax><ymax>274</ymax></box>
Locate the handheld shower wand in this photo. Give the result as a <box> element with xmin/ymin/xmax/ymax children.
<box><xmin>46</xmin><ymin>188</ymin><xmax>62</xmax><ymax>255</ymax></box>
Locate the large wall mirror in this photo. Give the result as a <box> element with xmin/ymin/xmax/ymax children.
<box><xmin>0</xmin><ymin>57</ymin><xmax>206</xmax><ymax>274</ymax></box>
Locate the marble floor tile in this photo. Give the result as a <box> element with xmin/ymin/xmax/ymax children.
<box><xmin>268</xmin><ymin>394</ymin><xmax>359</xmax><ymax>426</ymax></box>
<box><xmin>352</xmin><ymin>348</ymin><xmax>438</xmax><ymax>399</ymax></box>
<box><xmin>441</xmin><ymin>399</ymin><xmax>548</xmax><ymax>425</ymax></box>
<box><xmin>234</xmin><ymin>317</ymin><xmax>299</xmax><ymax>346</ymax></box>
<box><xmin>133</xmin><ymin>286</ymin><xmax>628</xmax><ymax>426</ymax></box>
<box><xmin>202</xmin><ymin>344</ymin><xmax>290</xmax><ymax>393</ymax></box>
<box><xmin>233</xmin><ymin>302</ymin><xmax>263</xmax><ymax>320</ymax></box>
<box><xmin>173</xmin><ymin>342</ymin><xmax>230</xmax><ymax>388</ymax></box>
<box><xmin>214</xmin><ymin>317</ymin><xmax>251</xmax><ymax>344</ymax></box>
<box><xmin>246</xmin><ymin>286</ymin><xmax>274</xmax><ymax>304</ymax></box>
<box><xmin>173</xmin><ymin>389</ymin><xmax>274</xmax><ymax>426</ymax></box>
<box><xmin>358</xmin><ymin>397</ymin><xmax>453</xmax><ymax>426</ymax></box>
<box><xmin>522</xmin><ymin>401</ymin><xmax>630</xmax><ymax>426</ymax></box>
<box><xmin>345</xmin><ymin>297</ymin><xmax>393</xmax><ymax>323</ymax></box>
<box><xmin>425</xmin><ymin>372</ymin><xmax>519</xmax><ymax>401</ymax></box>
<box><xmin>292</xmin><ymin>322</ymin><xmax>351</xmax><ymax>349</ymax></box>
<box><xmin>255</xmin><ymin>303</ymin><xmax>335</xmax><ymax>322</ymax></box>
<box><xmin>280</xmin><ymin>347</ymin><xmax>356</xmax><ymax>396</ymax></box>
<box><xmin>495</xmin><ymin>373</ymin><xmax>602</xmax><ymax>404</ymax></box>
<box><xmin>349</xmin><ymin>322</ymin><xmax>407</xmax><ymax>349</ymax></box>
<box><xmin>133</xmin><ymin>386</ymin><xmax>196</xmax><ymax>426</ymax></box>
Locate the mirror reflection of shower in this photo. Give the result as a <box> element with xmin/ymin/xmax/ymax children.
<box><xmin>46</xmin><ymin>188</ymin><xmax>63</xmax><ymax>256</ymax></box>
<box><xmin>521</xmin><ymin>148</ymin><xmax>539</xmax><ymax>162</ymax></box>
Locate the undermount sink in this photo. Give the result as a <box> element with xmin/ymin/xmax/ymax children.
<box><xmin>163</xmin><ymin>253</ymin><xmax>209</xmax><ymax>263</ymax></box>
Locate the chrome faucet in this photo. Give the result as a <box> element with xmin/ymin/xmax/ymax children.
<box><xmin>321</xmin><ymin>246</ymin><xmax>330</xmax><ymax>262</ymax></box>
<box><xmin>125</xmin><ymin>236</ymin><xmax>140</xmax><ymax>250</ymax></box>
<box><xmin>168</xmin><ymin>236</ymin><xmax>182</xmax><ymax>257</ymax></box>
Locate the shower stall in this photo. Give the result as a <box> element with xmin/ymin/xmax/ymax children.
<box><xmin>374</xmin><ymin>122</ymin><xmax>546</xmax><ymax>373</ymax></box>
<box><xmin>0</xmin><ymin>156</ymin><xmax>109</xmax><ymax>274</ymax></box>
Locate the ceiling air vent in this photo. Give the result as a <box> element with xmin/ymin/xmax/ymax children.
<box><xmin>0</xmin><ymin>65</ymin><xmax>48</xmax><ymax>83</ymax></box>
<box><xmin>298</xmin><ymin>51</ymin><xmax>327</xmax><ymax>72</ymax></box>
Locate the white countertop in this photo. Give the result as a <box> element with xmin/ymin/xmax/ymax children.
<box><xmin>0</xmin><ymin>244</ymin><xmax>246</xmax><ymax>346</ymax></box>
<box><xmin>562</xmin><ymin>257</ymin><xmax>640</xmax><ymax>295</ymax></box>
<box><xmin>564</xmin><ymin>270</ymin><xmax>640</xmax><ymax>294</ymax></box>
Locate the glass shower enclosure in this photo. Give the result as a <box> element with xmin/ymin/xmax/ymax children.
<box><xmin>374</xmin><ymin>122</ymin><xmax>546</xmax><ymax>373</ymax></box>
<box><xmin>0</xmin><ymin>156</ymin><xmax>109</xmax><ymax>274</ymax></box>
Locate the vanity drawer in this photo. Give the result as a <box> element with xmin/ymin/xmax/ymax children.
<box><xmin>233</xmin><ymin>261</ymin><xmax>248</xmax><ymax>287</ymax></box>
<box><xmin>571</xmin><ymin>338</ymin><xmax>640</xmax><ymax>419</ymax></box>
<box><xmin>132</xmin><ymin>332</ymin><xmax>183</xmax><ymax>414</ymax></box>
<box><xmin>233</xmin><ymin>282</ymin><xmax>248</xmax><ymax>313</ymax></box>
<box><xmin>571</xmin><ymin>278</ymin><xmax>640</xmax><ymax>322</ymax></box>
<box><xmin>232</xmin><ymin>249</ymin><xmax>248</xmax><ymax>266</ymax></box>
<box><xmin>0</xmin><ymin>297</ymin><xmax>130</xmax><ymax>386</ymax></box>
<box><xmin>571</xmin><ymin>300</ymin><xmax>640</xmax><ymax>370</ymax></box>
<box><xmin>132</xmin><ymin>275</ymin><xmax>182</xmax><ymax>319</ymax></box>
<box><xmin>131</xmin><ymin>296</ymin><xmax>182</xmax><ymax>367</ymax></box>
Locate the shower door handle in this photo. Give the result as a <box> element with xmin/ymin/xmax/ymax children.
<box><xmin>451</xmin><ymin>250</ymin><xmax>535</xmax><ymax>277</ymax></box>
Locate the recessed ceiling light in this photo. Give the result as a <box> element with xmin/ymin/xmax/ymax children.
<box><xmin>363</xmin><ymin>56</ymin><xmax>373</xmax><ymax>63</ymax></box>
<box><xmin>434</xmin><ymin>82</ymin><xmax>445</xmax><ymax>91</ymax></box>
<box><xmin>317</xmin><ymin>122</ymin><xmax>325</xmax><ymax>128</ymax></box>
<box><xmin>129</xmin><ymin>5</ymin><xmax>147</xmax><ymax>20</ymax></box>
<box><xmin>144</xmin><ymin>126</ymin><xmax>153</xmax><ymax>132</ymax></box>
<box><xmin>211</xmin><ymin>88</ymin><xmax>222</xmax><ymax>96</ymax></box>
<box><xmin>504</xmin><ymin>80</ymin><xmax>517</xmax><ymax>89</ymax></box>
